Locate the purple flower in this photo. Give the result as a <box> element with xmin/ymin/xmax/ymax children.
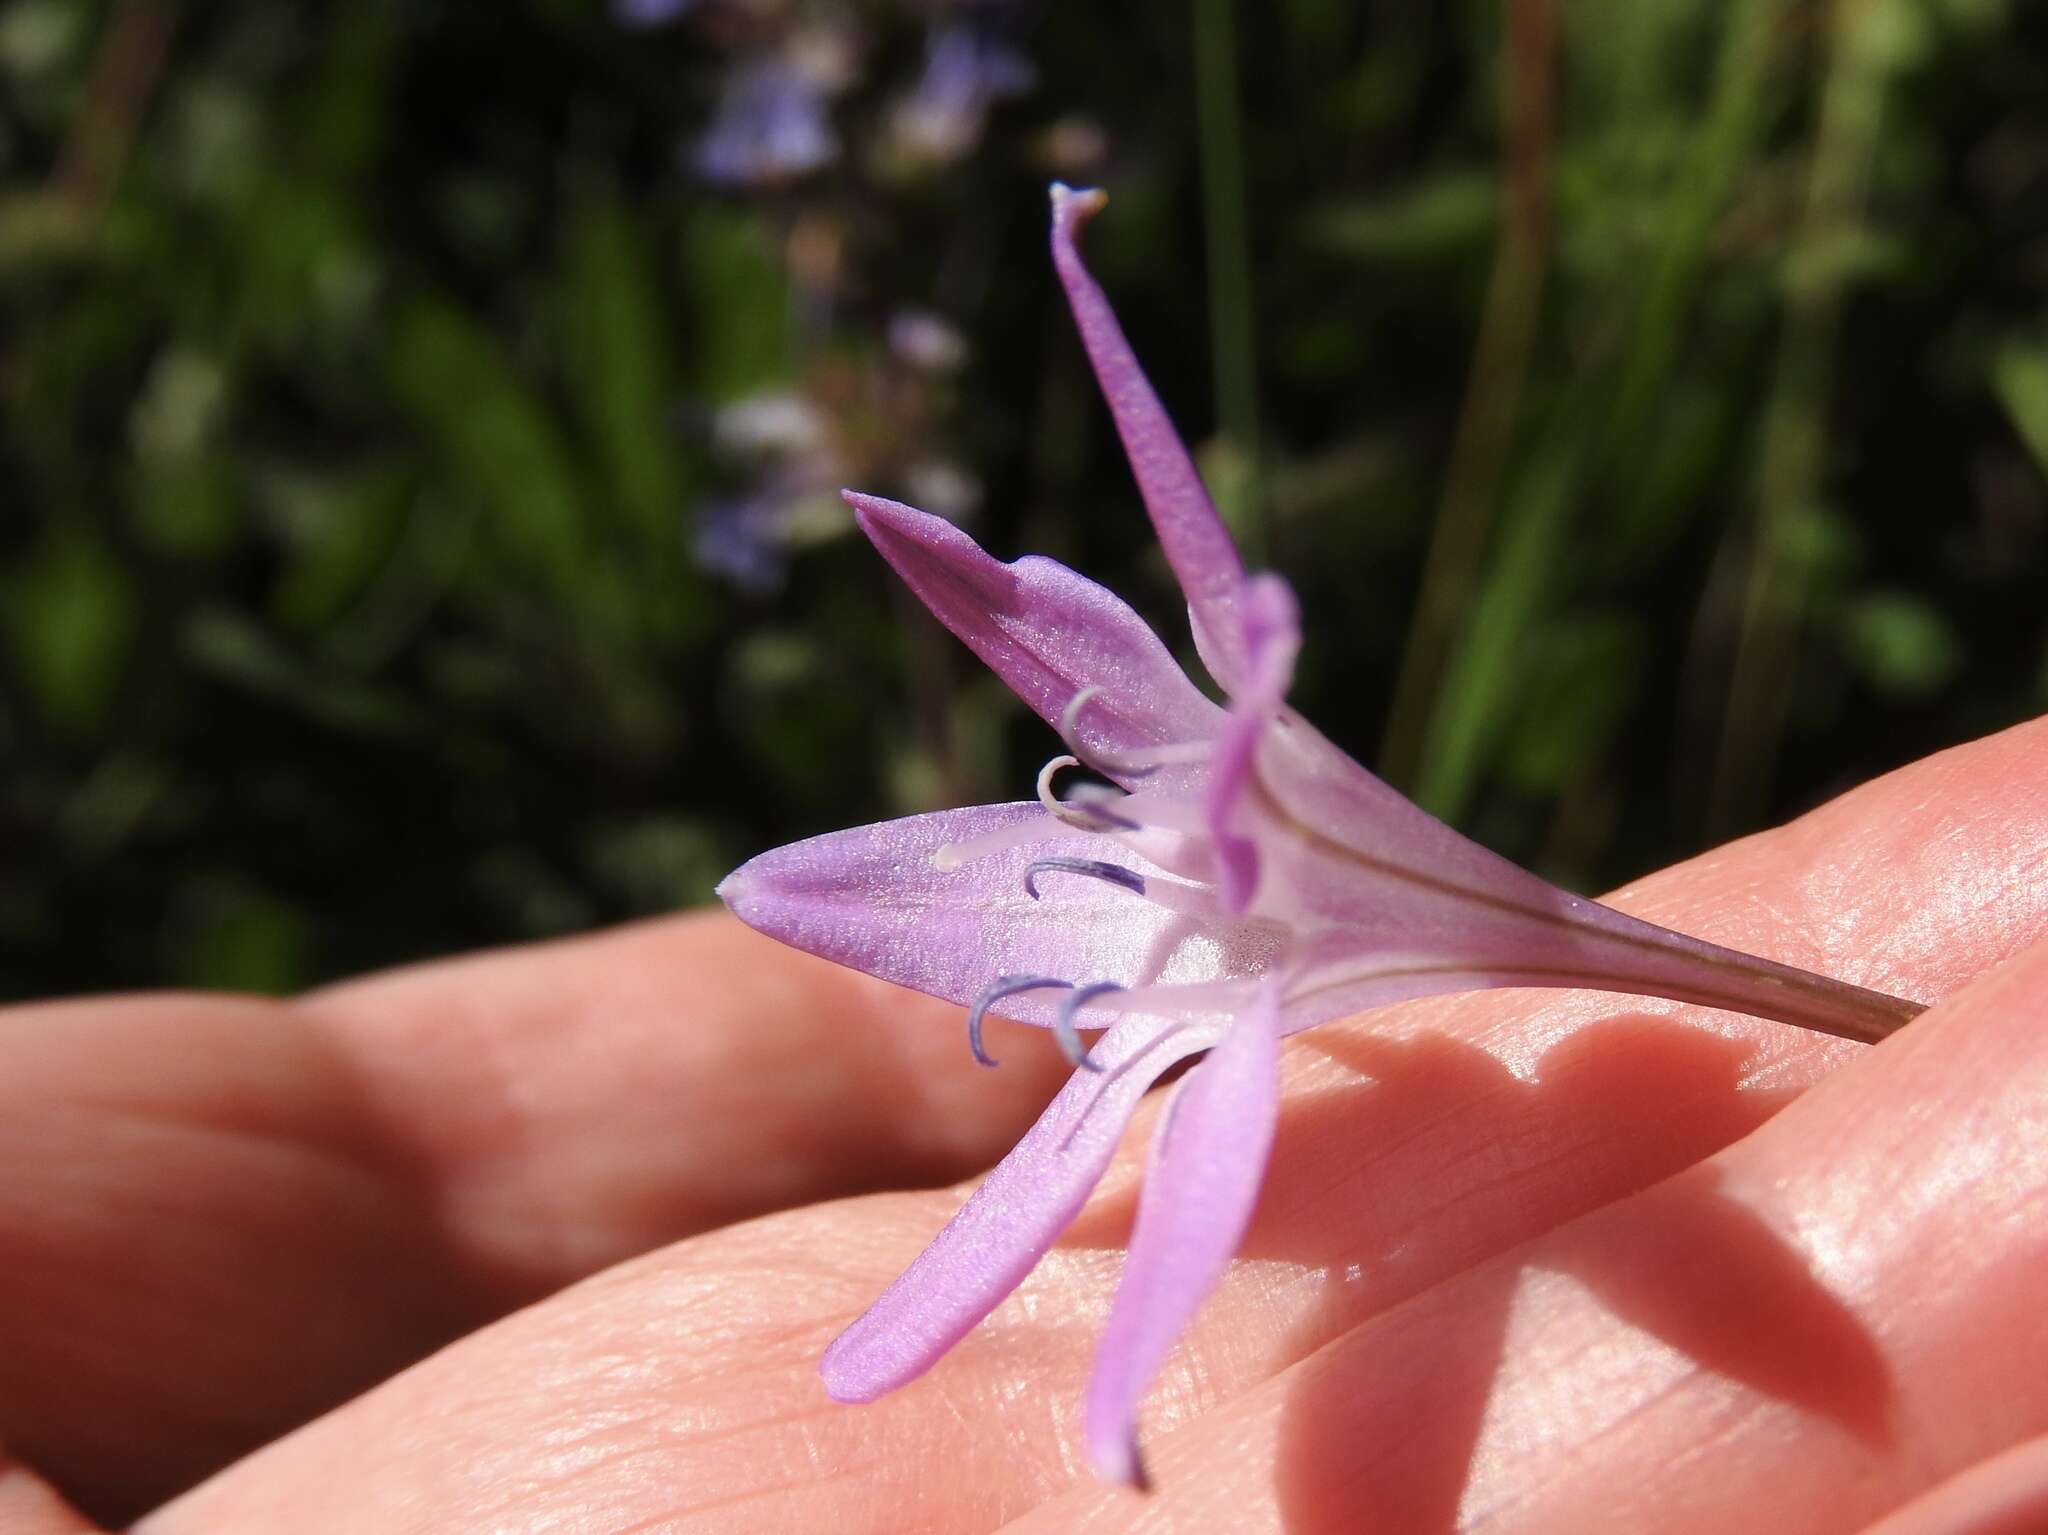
<box><xmin>612</xmin><ymin>0</ymin><xmax>695</xmax><ymax>29</ymax></box>
<box><xmin>887</xmin><ymin>308</ymin><xmax>969</xmax><ymax>373</ymax></box>
<box><xmin>887</xmin><ymin>22</ymin><xmax>1035</xmax><ymax>166</ymax></box>
<box><xmin>717</xmin><ymin>185</ymin><xmax>1923</xmax><ymax>1486</ymax></box>
<box><xmin>694</xmin><ymin>492</ymin><xmax>792</xmax><ymax>594</ymax></box>
<box><xmin>693</xmin><ymin>55</ymin><xmax>838</xmax><ymax>188</ymax></box>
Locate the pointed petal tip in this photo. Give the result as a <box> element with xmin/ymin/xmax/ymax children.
<box><xmin>713</xmin><ymin>858</ymin><xmax>785</xmax><ymax>945</ymax></box>
<box><xmin>712</xmin><ymin>860</ymin><xmax>750</xmax><ymax>913</ymax></box>
<box><xmin>841</xmin><ymin>485</ymin><xmax>909</xmax><ymax>521</ymax></box>
<box><xmin>842</xmin><ymin>487</ymin><xmax>947</xmax><ymax>549</ymax></box>
<box><xmin>1088</xmin><ymin>1426</ymin><xmax>1151</xmax><ymax>1492</ymax></box>
<box><xmin>1050</xmin><ymin>181</ymin><xmax>1108</xmax><ymax>228</ymax></box>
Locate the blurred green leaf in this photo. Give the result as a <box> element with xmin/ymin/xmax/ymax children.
<box><xmin>183</xmin><ymin>608</ymin><xmax>419</xmax><ymax>737</ymax></box>
<box><xmin>240</xmin><ymin>176</ymin><xmax>375</xmax><ymax>346</ymax></box>
<box><xmin>1413</xmin><ymin>444</ymin><xmax>1580</xmax><ymax>821</ymax></box>
<box><xmin>682</xmin><ymin>208</ymin><xmax>790</xmax><ymax>401</ymax></box>
<box><xmin>268</xmin><ymin>464</ymin><xmax>413</xmax><ymax>635</ymax></box>
<box><xmin>1310</xmin><ymin>172</ymin><xmax>1496</xmax><ymax>262</ymax></box>
<box><xmin>165</xmin><ymin>876</ymin><xmax>312</xmax><ymax>994</ymax></box>
<box><xmin>129</xmin><ymin>346</ymin><xmax>240</xmax><ymax>553</ymax></box>
<box><xmin>58</xmin><ymin>753</ymin><xmax>169</xmax><ymax>861</ymax></box>
<box><xmin>584</xmin><ymin>814</ymin><xmax>727</xmax><ymax>913</ymax></box>
<box><xmin>303</xmin><ymin>4</ymin><xmax>394</xmax><ymax>179</ymax></box>
<box><xmin>3</xmin><ymin>536</ymin><xmax>135</xmax><ymax>734</ymax></box>
<box><xmin>133</xmin><ymin>455</ymin><xmax>239</xmax><ymax>555</ymax></box>
<box><xmin>476</xmin><ymin>850</ymin><xmax>593</xmax><ymax>939</ymax></box>
<box><xmin>563</xmin><ymin>194</ymin><xmax>689</xmax><ymax>547</ymax></box>
<box><xmin>1846</xmin><ymin>0</ymin><xmax>1934</xmax><ymax>73</ymax></box>
<box><xmin>1502</xmin><ymin>616</ymin><xmax>1649</xmax><ymax>795</ymax></box>
<box><xmin>1841</xmin><ymin>590</ymin><xmax>1961</xmax><ymax>700</ymax></box>
<box><xmin>1991</xmin><ymin>338</ymin><xmax>2048</xmax><ymax>473</ymax></box>
<box><xmin>0</xmin><ymin>0</ymin><xmax>84</xmax><ymax>79</ymax></box>
<box><xmin>389</xmin><ymin>295</ymin><xmax>592</xmax><ymax>596</ymax></box>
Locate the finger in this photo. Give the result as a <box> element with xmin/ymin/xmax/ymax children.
<box><xmin>1858</xmin><ymin>1436</ymin><xmax>2048</xmax><ymax>1535</ymax></box>
<box><xmin>998</xmin><ymin>929</ymin><xmax>2048</xmax><ymax>1534</ymax></box>
<box><xmin>137</xmin><ymin>720</ymin><xmax>2048</xmax><ymax>1533</ymax></box>
<box><xmin>0</xmin><ymin>992</ymin><xmax>483</xmax><ymax>1525</ymax></box>
<box><xmin>1</xmin><ymin>1447</ymin><xmax>100</xmax><ymax>1535</ymax></box>
<box><xmin>1</xmin><ymin>916</ymin><xmax>1073</xmax><ymax>1524</ymax></box>
<box><xmin>294</xmin><ymin>909</ymin><xmax>1080</xmax><ymax>1292</ymax></box>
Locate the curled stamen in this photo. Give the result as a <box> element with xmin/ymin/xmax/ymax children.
<box><xmin>1056</xmin><ymin>981</ymin><xmax>1126</xmax><ymax>1072</ymax></box>
<box><xmin>1059</xmin><ymin>688</ymin><xmax>1158</xmax><ymax>781</ymax></box>
<box><xmin>1059</xmin><ymin>687</ymin><xmax>1214</xmax><ymax>781</ymax></box>
<box><xmin>1023</xmin><ymin>857</ymin><xmax>1147</xmax><ymax>901</ymax></box>
<box><xmin>966</xmin><ymin>974</ymin><xmax>1074</xmax><ymax>1068</ymax></box>
<box><xmin>1037</xmin><ymin>754</ymin><xmax>1139</xmax><ymax>832</ymax></box>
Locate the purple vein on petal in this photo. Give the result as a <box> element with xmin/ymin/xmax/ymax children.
<box><xmin>820</xmin><ymin>1011</ymin><xmax>1222</xmax><ymax>1403</ymax></box>
<box><xmin>1084</xmin><ymin>979</ymin><xmax>1283</xmax><ymax>1488</ymax></box>
<box><xmin>1050</xmin><ymin>183</ymin><xmax>1249</xmax><ymax>690</ymax></box>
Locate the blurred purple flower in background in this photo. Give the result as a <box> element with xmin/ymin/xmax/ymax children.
<box><xmin>886</xmin><ymin>308</ymin><xmax>969</xmax><ymax>373</ymax></box>
<box><xmin>612</xmin><ymin>0</ymin><xmax>698</xmax><ymax>29</ymax></box>
<box><xmin>720</xmin><ymin>187</ymin><xmax>1924</xmax><ymax>1486</ymax></box>
<box><xmin>694</xmin><ymin>489</ymin><xmax>800</xmax><ymax>594</ymax></box>
<box><xmin>695</xmin><ymin>392</ymin><xmax>844</xmax><ymax>594</ymax></box>
<box><xmin>887</xmin><ymin>22</ymin><xmax>1035</xmax><ymax>166</ymax></box>
<box><xmin>694</xmin><ymin>53</ymin><xmax>841</xmax><ymax>187</ymax></box>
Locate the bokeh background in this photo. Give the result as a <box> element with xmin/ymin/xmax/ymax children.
<box><xmin>3</xmin><ymin>0</ymin><xmax>2045</xmax><ymax>1002</ymax></box>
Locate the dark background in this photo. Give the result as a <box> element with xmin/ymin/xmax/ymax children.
<box><xmin>3</xmin><ymin>0</ymin><xmax>2044</xmax><ymax>1000</ymax></box>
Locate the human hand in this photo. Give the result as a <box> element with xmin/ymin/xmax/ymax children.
<box><xmin>10</xmin><ymin>718</ymin><xmax>2048</xmax><ymax>1534</ymax></box>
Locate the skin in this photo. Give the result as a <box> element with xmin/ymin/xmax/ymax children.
<box><xmin>7</xmin><ymin>717</ymin><xmax>2048</xmax><ymax>1535</ymax></box>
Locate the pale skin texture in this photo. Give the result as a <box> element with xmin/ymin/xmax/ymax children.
<box><xmin>7</xmin><ymin>718</ymin><xmax>2048</xmax><ymax>1535</ymax></box>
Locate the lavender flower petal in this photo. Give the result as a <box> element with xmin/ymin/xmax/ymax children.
<box><xmin>717</xmin><ymin>801</ymin><xmax>1284</xmax><ymax>1021</ymax></box>
<box><xmin>847</xmin><ymin>491</ymin><xmax>1225</xmax><ymax>773</ymax></box>
<box><xmin>821</xmin><ymin>1009</ymin><xmax>1222</xmax><ymax>1402</ymax></box>
<box><xmin>1204</xmin><ymin>573</ymin><xmax>1302</xmax><ymax>912</ymax></box>
<box><xmin>1051</xmin><ymin>184</ymin><xmax>1249</xmax><ymax>689</ymax></box>
<box><xmin>1241</xmin><ymin>713</ymin><xmax>1924</xmax><ymax>1043</ymax></box>
<box><xmin>1084</xmin><ymin>981</ymin><xmax>1282</xmax><ymax>1487</ymax></box>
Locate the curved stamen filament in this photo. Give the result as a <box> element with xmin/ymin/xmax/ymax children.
<box><xmin>1037</xmin><ymin>754</ymin><xmax>1138</xmax><ymax>832</ymax></box>
<box><xmin>1059</xmin><ymin>687</ymin><xmax>1212</xmax><ymax>781</ymax></box>
<box><xmin>1023</xmin><ymin>857</ymin><xmax>1147</xmax><ymax>901</ymax></box>
<box><xmin>966</xmin><ymin>974</ymin><xmax>1074</xmax><ymax>1068</ymax></box>
<box><xmin>1056</xmin><ymin>981</ymin><xmax>1126</xmax><ymax>1072</ymax></box>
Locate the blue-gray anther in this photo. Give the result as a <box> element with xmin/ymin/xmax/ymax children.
<box><xmin>1066</xmin><ymin>789</ymin><xmax>1142</xmax><ymax>832</ymax></box>
<box><xmin>1056</xmin><ymin>981</ymin><xmax>1125</xmax><ymax>1072</ymax></box>
<box><xmin>1022</xmin><ymin>857</ymin><xmax>1148</xmax><ymax>901</ymax></box>
<box><xmin>966</xmin><ymin>974</ymin><xmax>1074</xmax><ymax>1068</ymax></box>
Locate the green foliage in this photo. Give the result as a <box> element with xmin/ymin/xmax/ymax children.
<box><xmin>2</xmin><ymin>0</ymin><xmax>2043</xmax><ymax>998</ymax></box>
<box><xmin>390</xmin><ymin>295</ymin><xmax>593</xmax><ymax>596</ymax></box>
<box><xmin>5</xmin><ymin>535</ymin><xmax>134</xmax><ymax>735</ymax></box>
